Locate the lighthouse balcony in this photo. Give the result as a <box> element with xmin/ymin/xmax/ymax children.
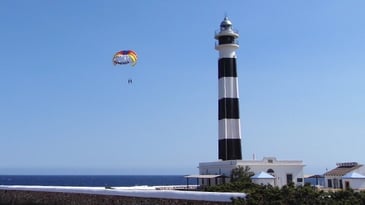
<box><xmin>214</xmin><ymin>29</ymin><xmax>239</xmax><ymax>39</ymax></box>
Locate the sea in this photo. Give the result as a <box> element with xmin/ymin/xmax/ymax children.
<box><xmin>0</xmin><ymin>175</ymin><xmax>188</xmax><ymax>187</ymax></box>
<box><xmin>0</xmin><ymin>175</ymin><xmax>323</xmax><ymax>187</ymax></box>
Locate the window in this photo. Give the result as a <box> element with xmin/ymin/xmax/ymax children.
<box><xmin>328</xmin><ymin>179</ymin><xmax>332</xmax><ymax>188</ymax></box>
<box><xmin>297</xmin><ymin>178</ymin><xmax>303</xmax><ymax>182</ymax></box>
<box><xmin>267</xmin><ymin>169</ymin><xmax>275</xmax><ymax>176</ymax></box>
<box><xmin>218</xmin><ymin>36</ymin><xmax>235</xmax><ymax>44</ymax></box>
<box><xmin>286</xmin><ymin>174</ymin><xmax>293</xmax><ymax>185</ymax></box>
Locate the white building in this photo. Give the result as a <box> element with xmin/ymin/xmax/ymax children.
<box><xmin>342</xmin><ymin>172</ymin><xmax>365</xmax><ymax>190</ymax></box>
<box><xmin>324</xmin><ymin>162</ymin><xmax>365</xmax><ymax>190</ymax></box>
<box><xmin>197</xmin><ymin>157</ymin><xmax>305</xmax><ymax>188</ymax></box>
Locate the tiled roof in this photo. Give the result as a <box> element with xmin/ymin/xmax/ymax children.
<box><xmin>324</xmin><ymin>165</ymin><xmax>363</xmax><ymax>176</ymax></box>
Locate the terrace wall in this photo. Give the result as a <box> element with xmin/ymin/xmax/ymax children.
<box><xmin>0</xmin><ymin>190</ymin><xmax>234</xmax><ymax>205</ymax></box>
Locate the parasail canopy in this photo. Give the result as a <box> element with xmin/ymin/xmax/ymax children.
<box><xmin>112</xmin><ymin>50</ymin><xmax>138</xmax><ymax>66</ymax></box>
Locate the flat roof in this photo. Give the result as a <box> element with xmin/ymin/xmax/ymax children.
<box><xmin>184</xmin><ymin>175</ymin><xmax>222</xmax><ymax>179</ymax></box>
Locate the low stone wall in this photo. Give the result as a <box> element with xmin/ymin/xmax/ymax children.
<box><xmin>0</xmin><ymin>190</ymin><xmax>234</xmax><ymax>205</ymax></box>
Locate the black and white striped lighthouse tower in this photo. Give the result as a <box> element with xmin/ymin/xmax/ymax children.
<box><xmin>215</xmin><ymin>17</ymin><xmax>242</xmax><ymax>161</ymax></box>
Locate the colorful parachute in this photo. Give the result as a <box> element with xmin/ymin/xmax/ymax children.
<box><xmin>112</xmin><ymin>50</ymin><xmax>138</xmax><ymax>66</ymax></box>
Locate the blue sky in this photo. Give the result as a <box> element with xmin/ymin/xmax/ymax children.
<box><xmin>1</xmin><ymin>0</ymin><xmax>364</xmax><ymax>175</ymax></box>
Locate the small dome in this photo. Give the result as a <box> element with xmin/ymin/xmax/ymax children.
<box><xmin>220</xmin><ymin>17</ymin><xmax>232</xmax><ymax>29</ymax></box>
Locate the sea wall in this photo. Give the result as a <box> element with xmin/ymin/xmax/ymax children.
<box><xmin>0</xmin><ymin>190</ymin><xmax>235</xmax><ymax>205</ymax></box>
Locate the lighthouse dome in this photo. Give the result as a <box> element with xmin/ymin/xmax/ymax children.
<box><xmin>220</xmin><ymin>17</ymin><xmax>232</xmax><ymax>30</ymax></box>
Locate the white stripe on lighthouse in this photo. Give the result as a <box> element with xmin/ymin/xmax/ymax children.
<box><xmin>218</xmin><ymin>46</ymin><xmax>238</xmax><ymax>58</ymax></box>
<box><xmin>219</xmin><ymin>119</ymin><xmax>241</xmax><ymax>139</ymax></box>
<box><xmin>218</xmin><ymin>77</ymin><xmax>239</xmax><ymax>99</ymax></box>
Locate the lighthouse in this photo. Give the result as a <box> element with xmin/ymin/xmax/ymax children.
<box><xmin>191</xmin><ymin>17</ymin><xmax>304</xmax><ymax>188</ymax></box>
<box><xmin>215</xmin><ymin>17</ymin><xmax>242</xmax><ymax>160</ymax></box>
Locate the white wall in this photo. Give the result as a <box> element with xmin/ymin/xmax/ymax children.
<box><xmin>252</xmin><ymin>178</ymin><xmax>275</xmax><ymax>186</ymax></box>
<box><xmin>342</xmin><ymin>179</ymin><xmax>365</xmax><ymax>190</ymax></box>
<box><xmin>198</xmin><ymin>158</ymin><xmax>305</xmax><ymax>188</ymax></box>
<box><xmin>242</xmin><ymin>164</ymin><xmax>304</xmax><ymax>187</ymax></box>
<box><xmin>324</xmin><ymin>176</ymin><xmax>342</xmax><ymax>189</ymax></box>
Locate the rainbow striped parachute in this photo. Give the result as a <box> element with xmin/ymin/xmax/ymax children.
<box><xmin>112</xmin><ymin>50</ymin><xmax>138</xmax><ymax>66</ymax></box>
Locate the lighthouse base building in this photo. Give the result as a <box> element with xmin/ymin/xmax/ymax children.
<box><xmin>187</xmin><ymin>17</ymin><xmax>305</xmax><ymax>188</ymax></box>
<box><xmin>196</xmin><ymin>157</ymin><xmax>305</xmax><ymax>188</ymax></box>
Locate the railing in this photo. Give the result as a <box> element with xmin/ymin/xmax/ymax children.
<box><xmin>215</xmin><ymin>40</ymin><xmax>239</xmax><ymax>48</ymax></box>
<box><xmin>154</xmin><ymin>185</ymin><xmax>199</xmax><ymax>190</ymax></box>
<box><xmin>215</xmin><ymin>28</ymin><xmax>239</xmax><ymax>36</ymax></box>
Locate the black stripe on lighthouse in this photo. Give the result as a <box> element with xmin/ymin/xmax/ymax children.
<box><xmin>218</xmin><ymin>98</ymin><xmax>239</xmax><ymax>120</ymax></box>
<box><xmin>219</xmin><ymin>58</ymin><xmax>237</xmax><ymax>78</ymax></box>
<box><xmin>219</xmin><ymin>139</ymin><xmax>242</xmax><ymax>161</ymax></box>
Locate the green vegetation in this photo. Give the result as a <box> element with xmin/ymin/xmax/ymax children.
<box><xmin>205</xmin><ymin>166</ymin><xmax>365</xmax><ymax>205</ymax></box>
